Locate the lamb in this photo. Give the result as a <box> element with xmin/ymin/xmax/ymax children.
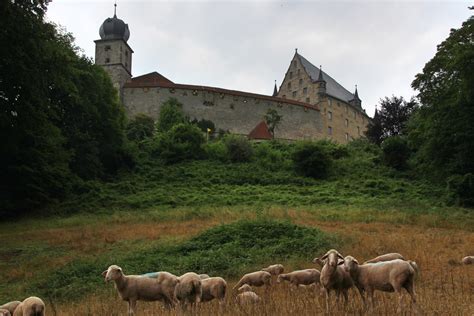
<box><xmin>199</xmin><ymin>274</ymin><xmax>210</xmax><ymax>280</ymax></box>
<box><xmin>233</xmin><ymin>271</ymin><xmax>272</xmax><ymax>290</ymax></box>
<box><xmin>342</xmin><ymin>255</ymin><xmax>418</xmax><ymax>313</ymax></box>
<box><xmin>0</xmin><ymin>302</ymin><xmax>21</xmax><ymax>316</ymax></box>
<box><xmin>462</xmin><ymin>256</ymin><xmax>474</xmax><ymax>265</ymax></box>
<box><xmin>312</xmin><ymin>257</ymin><xmax>325</xmax><ymax>268</ymax></box>
<box><xmin>235</xmin><ymin>291</ymin><xmax>261</xmax><ymax>305</ymax></box>
<box><xmin>319</xmin><ymin>249</ymin><xmax>353</xmax><ymax>313</ymax></box>
<box><xmin>200</xmin><ymin>277</ymin><xmax>227</xmax><ymax>307</ymax></box>
<box><xmin>12</xmin><ymin>297</ymin><xmax>45</xmax><ymax>316</ymax></box>
<box><xmin>261</xmin><ymin>264</ymin><xmax>284</xmax><ymax>276</ymax></box>
<box><xmin>364</xmin><ymin>253</ymin><xmax>405</xmax><ymax>264</ymax></box>
<box><xmin>102</xmin><ymin>265</ymin><xmax>179</xmax><ymax>315</ymax></box>
<box><xmin>174</xmin><ymin>272</ymin><xmax>202</xmax><ymax>310</ymax></box>
<box><xmin>277</xmin><ymin>269</ymin><xmax>321</xmax><ymax>288</ymax></box>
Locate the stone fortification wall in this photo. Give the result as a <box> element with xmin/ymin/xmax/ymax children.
<box><xmin>122</xmin><ymin>85</ymin><xmax>323</xmax><ymax>140</ymax></box>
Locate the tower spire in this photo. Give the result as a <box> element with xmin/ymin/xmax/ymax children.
<box><xmin>354</xmin><ymin>84</ymin><xmax>359</xmax><ymax>99</ymax></box>
<box><xmin>114</xmin><ymin>1</ymin><xmax>117</xmax><ymax>18</ymax></box>
<box><xmin>272</xmin><ymin>80</ymin><xmax>278</xmax><ymax>97</ymax></box>
<box><xmin>318</xmin><ymin>65</ymin><xmax>324</xmax><ymax>81</ymax></box>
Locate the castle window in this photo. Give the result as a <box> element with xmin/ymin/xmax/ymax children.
<box><xmin>293</xmin><ymin>60</ymin><xmax>297</xmax><ymax>67</ymax></box>
<box><xmin>104</xmin><ymin>45</ymin><xmax>111</xmax><ymax>51</ymax></box>
<box><xmin>288</xmin><ymin>82</ymin><xmax>291</xmax><ymax>89</ymax></box>
<box><xmin>328</xmin><ymin>126</ymin><xmax>333</xmax><ymax>135</ymax></box>
<box><xmin>290</xmin><ymin>72</ymin><xmax>293</xmax><ymax>79</ymax></box>
<box><xmin>303</xmin><ymin>87</ymin><xmax>307</xmax><ymax>95</ymax></box>
<box><xmin>292</xmin><ymin>91</ymin><xmax>297</xmax><ymax>98</ymax></box>
<box><xmin>299</xmin><ymin>79</ymin><xmax>303</xmax><ymax>86</ymax></box>
<box><xmin>345</xmin><ymin>133</ymin><xmax>349</xmax><ymax>141</ymax></box>
<box><xmin>105</xmin><ymin>58</ymin><xmax>110</xmax><ymax>63</ymax></box>
<box><xmin>357</xmin><ymin>126</ymin><xmax>360</xmax><ymax>135</ymax></box>
<box><xmin>328</xmin><ymin>111</ymin><xmax>332</xmax><ymax>121</ymax></box>
<box><xmin>345</xmin><ymin>119</ymin><xmax>349</xmax><ymax>127</ymax></box>
<box><xmin>328</xmin><ymin>99</ymin><xmax>332</xmax><ymax>107</ymax></box>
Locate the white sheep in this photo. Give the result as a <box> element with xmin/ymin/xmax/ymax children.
<box><xmin>277</xmin><ymin>269</ymin><xmax>321</xmax><ymax>288</ymax></box>
<box><xmin>0</xmin><ymin>302</ymin><xmax>21</xmax><ymax>316</ymax></box>
<box><xmin>200</xmin><ymin>277</ymin><xmax>227</xmax><ymax>307</ymax></box>
<box><xmin>102</xmin><ymin>265</ymin><xmax>179</xmax><ymax>315</ymax></box>
<box><xmin>261</xmin><ymin>264</ymin><xmax>284</xmax><ymax>276</ymax></box>
<box><xmin>12</xmin><ymin>297</ymin><xmax>45</xmax><ymax>316</ymax></box>
<box><xmin>363</xmin><ymin>253</ymin><xmax>405</xmax><ymax>264</ymax></box>
<box><xmin>319</xmin><ymin>249</ymin><xmax>353</xmax><ymax>313</ymax></box>
<box><xmin>235</xmin><ymin>291</ymin><xmax>261</xmax><ymax>305</ymax></box>
<box><xmin>233</xmin><ymin>271</ymin><xmax>272</xmax><ymax>290</ymax></box>
<box><xmin>462</xmin><ymin>256</ymin><xmax>474</xmax><ymax>265</ymax></box>
<box><xmin>342</xmin><ymin>256</ymin><xmax>418</xmax><ymax>313</ymax></box>
<box><xmin>174</xmin><ymin>272</ymin><xmax>202</xmax><ymax>311</ymax></box>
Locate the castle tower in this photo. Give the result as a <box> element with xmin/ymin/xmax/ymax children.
<box><xmin>94</xmin><ymin>4</ymin><xmax>133</xmax><ymax>100</ymax></box>
<box><xmin>316</xmin><ymin>65</ymin><xmax>326</xmax><ymax>101</ymax></box>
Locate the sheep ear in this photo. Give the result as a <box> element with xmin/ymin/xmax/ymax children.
<box><xmin>337</xmin><ymin>253</ymin><xmax>344</xmax><ymax>260</ymax></box>
<box><xmin>321</xmin><ymin>254</ymin><xmax>328</xmax><ymax>260</ymax></box>
<box><xmin>354</xmin><ymin>259</ymin><xmax>359</xmax><ymax>264</ymax></box>
<box><xmin>337</xmin><ymin>260</ymin><xmax>344</xmax><ymax>265</ymax></box>
<box><xmin>101</xmin><ymin>270</ymin><xmax>108</xmax><ymax>277</ymax></box>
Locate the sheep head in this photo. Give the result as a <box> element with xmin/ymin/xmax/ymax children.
<box><xmin>342</xmin><ymin>256</ymin><xmax>359</xmax><ymax>273</ymax></box>
<box><xmin>321</xmin><ymin>249</ymin><xmax>344</xmax><ymax>267</ymax></box>
<box><xmin>103</xmin><ymin>265</ymin><xmax>123</xmax><ymax>282</ymax></box>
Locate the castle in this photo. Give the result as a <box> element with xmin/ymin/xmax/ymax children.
<box><xmin>95</xmin><ymin>9</ymin><xmax>370</xmax><ymax>143</ymax></box>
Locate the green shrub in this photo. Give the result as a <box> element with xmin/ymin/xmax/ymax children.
<box><xmin>254</xmin><ymin>142</ymin><xmax>289</xmax><ymax>171</ymax></box>
<box><xmin>382</xmin><ymin>136</ymin><xmax>411</xmax><ymax>170</ymax></box>
<box><xmin>292</xmin><ymin>141</ymin><xmax>332</xmax><ymax>178</ymax></box>
<box><xmin>204</xmin><ymin>141</ymin><xmax>228</xmax><ymax>162</ymax></box>
<box><xmin>153</xmin><ymin>123</ymin><xmax>205</xmax><ymax>164</ymax></box>
<box><xmin>224</xmin><ymin>135</ymin><xmax>253</xmax><ymax>162</ymax></box>
<box><xmin>156</xmin><ymin>98</ymin><xmax>187</xmax><ymax>132</ymax></box>
<box><xmin>126</xmin><ymin>114</ymin><xmax>155</xmax><ymax>141</ymax></box>
<box><xmin>446</xmin><ymin>173</ymin><xmax>474</xmax><ymax>207</ymax></box>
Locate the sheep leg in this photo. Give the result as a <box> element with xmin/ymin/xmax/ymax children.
<box><xmin>324</xmin><ymin>288</ymin><xmax>330</xmax><ymax>314</ymax></box>
<box><xmin>404</xmin><ymin>282</ymin><xmax>419</xmax><ymax>314</ymax></box>
<box><xmin>342</xmin><ymin>289</ymin><xmax>349</xmax><ymax>308</ymax></box>
<box><xmin>128</xmin><ymin>300</ymin><xmax>136</xmax><ymax>316</ymax></box>
<box><xmin>356</xmin><ymin>287</ymin><xmax>367</xmax><ymax>310</ymax></box>
<box><xmin>395</xmin><ymin>289</ymin><xmax>404</xmax><ymax>314</ymax></box>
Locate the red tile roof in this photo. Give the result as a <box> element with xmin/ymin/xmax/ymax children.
<box><xmin>248</xmin><ymin>121</ymin><xmax>273</xmax><ymax>140</ymax></box>
<box><xmin>123</xmin><ymin>72</ymin><xmax>320</xmax><ymax>111</ymax></box>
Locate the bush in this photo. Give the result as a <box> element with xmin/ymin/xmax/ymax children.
<box><xmin>126</xmin><ymin>114</ymin><xmax>155</xmax><ymax>141</ymax></box>
<box><xmin>446</xmin><ymin>173</ymin><xmax>474</xmax><ymax>207</ymax></box>
<box><xmin>381</xmin><ymin>136</ymin><xmax>411</xmax><ymax>170</ymax></box>
<box><xmin>254</xmin><ymin>142</ymin><xmax>289</xmax><ymax>171</ymax></box>
<box><xmin>292</xmin><ymin>141</ymin><xmax>332</xmax><ymax>178</ymax></box>
<box><xmin>156</xmin><ymin>98</ymin><xmax>187</xmax><ymax>132</ymax></box>
<box><xmin>153</xmin><ymin>123</ymin><xmax>205</xmax><ymax>164</ymax></box>
<box><xmin>224</xmin><ymin>135</ymin><xmax>253</xmax><ymax>162</ymax></box>
<box><xmin>204</xmin><ymin>141</ymin><xmax>228</xmax><ymax>162</ymax></box>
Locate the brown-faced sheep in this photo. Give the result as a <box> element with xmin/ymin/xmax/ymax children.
<box><xmin>462</xmin><ymin>256</ymin><xmax>474</xmax><ymax>265</ymax></box>
<box><xmin>12</xmin><ymin>297</ymin><xmax>45</xmax><ymax>316</ymax></box>
<box><xmin>363</xmin><ymin>253</ymin><xmax>405</xmax><ymax>264</ymax></box>
<box><xmin>233</xmin><ymin>271</ymin><xmax>272</xmax><ymax>290</ymax></box>
<box><xmin>0</xmin><ymin>302</ymin><xmax>21</xmax><ymax>316</ymax></box>
<box><xmin>261</xmin><ymin>264</ymin><xmax>284</xmax><ymax>276</ymax></box>
<box><xmin>175</xmin><ymin>272</ymin><xmax>202</xmax><ymax>311</ymax></box>
<box><xmin>342</xmin><ymin>256</ymin><xmax>418</xmax><ymax>313</ymax></box>
<box><xmin>319</xmin><ymin>249</ymin><xmax>353</xmax><ymax>313</ymax></box>
<box><xmin>200</xmin><ymin>277</ymin><xmax>227</xmax><ymax>307</ymax></box>
<box><xmin>102</xmin><ymin>265</ymin><xmax>179</xmax><ymax>315</ymax></box>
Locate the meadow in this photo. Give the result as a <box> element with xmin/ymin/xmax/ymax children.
<box><xmin>1</xmin><ymin>140</ymin><xmax>473</xmax><ymax>315</ymax></box>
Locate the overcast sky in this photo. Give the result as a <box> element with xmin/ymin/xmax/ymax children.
<box><xmin>46</xmin><ymin>0</ymin><xmax>472</xmax><ymax>116</ymax></box>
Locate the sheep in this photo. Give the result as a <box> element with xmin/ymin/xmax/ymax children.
<box><xmin>0</xmin><ymin>309</ymin><xmax>11</xmax><ymax>316</ymax></box>
<box><xmin>277</xmin><ymin>269</ymin><xmax>321</xmax><ymax>288</ymax></box>
<box><xmin>364</xmin><ymin>253</ymin><xmax>405</xmax><ymax>264</ymax></box>
<box><xmin>312</xmin><ymin>257</ymin><xmax>325</xmax><ymax>268</ymax></box>
<box><xmin>342</xmin><ymin>256</ymin><xmax>418</xmax><ymax>313</ymax></box>
<box><xmin>102</xmin><ymin>265</ymin><xmax>179</xmax><ymax>315</ymax></box>
<box><xmin>261</xmin><ymin>264</ymin><xmax>284</xmax><ymax>276</ymax></box>
<box><xmin>199</xmin><ymin>274</ymin><xmax>210</xmax><ymax>280</ymax></box>
<box><xmin>0</xmin><ymin>302</ymin><xmax>21</xmax><ymax>316</ymax></box>
<box><xmin>235</xmin><ymin>291</ymin><xmax>261</xmax><ymax>305</ymax></box>
<box><xmin>200</xmin><ymin>277</ymin><xmax>227</xmax><ymax>308</ymax></box>
<box><xmin>319</xmin><ymin>249</ymin><xmax>353</xmax><ymax>313</ymax></box>
<box><xmin>462</xmin><ymin>256</ymin><xmax>474</xmax><ymax>265</ymax></box>
<box><xmin>233</xmin><ymin>271</ymin><xmax>272</xmax><ymax>291</ymax></box>
<box><xmin>237</xmin><ymin>284</ymin><xmax>253</xmax><ymax>293</ymax></box>
<box><xmin>12</xmin><ymin>297</ymin><xmax>45</xmax><ymax>316</ymax></box>
<box><xmin>174</xmin><ymin>272</ymin><xmax>202</xmax><ymax>311</ymax></box>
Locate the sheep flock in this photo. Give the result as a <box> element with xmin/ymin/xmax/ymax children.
<box><xmin>2</xmin><ymin>251</ymin><xmax>472</xmax><ymax>315</ymax></box>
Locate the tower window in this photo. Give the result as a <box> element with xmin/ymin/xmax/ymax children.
<box><xmin>328</xmin><ymin>126</ymin><xmax>332</xmax><ymax>135</ymax></box>
<box><xmin>105</xmin><ymin>45</ymin><xmax>111</xmax><ymax>51</ymax></box>
<box><xmin>345</xmin><ymin>133</ymin><xmax>349</xmax><ymax>141</ymax></box>
<box><xmin>328</xmin><ymin>111</ymin><xmax>332</xmax><ymax>121</ymax></box>
<box><xmin>303</xmin><ymin>87</ymin><xmax>307</xmax><ymax>95</ymax></box>
<box><xmin>357</xmin><ymin>126</ymin><xmax>360</xmax><ymax>135</ymax></box>
<box><xmin>345</xmin><ymin>119</ymin><xmax>349</xmax><ymax>127</ymax></box>
<box><xmin>292</xmin><ymin>91</ymin><xmax>297</xmax><ymax>98</ymax></box>
<box><xmin>105</xmin><ymin>58</ymin><xmax>110</xmax><ymax>63</ymax></box>
<box><xmin>299</xmin><ymin>79</ymin><xmax>303</xmax><ymax>86</ymax></box>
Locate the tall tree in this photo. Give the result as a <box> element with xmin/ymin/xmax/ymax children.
<box><xmin>365</xmin><ymin>96</ymin><xmax>418</xmax><ymax>145</ymax></box>
<box><xmin>409</xmin><ymin>13</ymin><xmax>474</xmax><ymax>179</ymax></box>
<box><xmin>264</xmin><ymin>109</ymin><xmax>282</xmax><ymax>138</ymax></box>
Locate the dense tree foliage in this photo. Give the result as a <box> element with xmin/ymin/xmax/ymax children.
<box><xmin>292</xmin><ymin>142</ymin><xmax>332</xmax><ymax>179</ymax></box>
<box><xmin>126</xmin><ymin>114</ymin><xmax>155</xmax><ymax>141</ymax></box>
<box><xmin>156</xmin><ymin>98</ymin><xmax>187</xmax><ymax>132</ymax></box>
<box><xmin>0</xmin><ymin>1</ymin><xmax>128</xmax><ymax>215</ymax></box>
<box><xmin>365</xmin><ymin>96</ymin><xmax>418</xmax><ymax>145</ymax></box>
<box><xmin>264</xmin><ymin>109</ymin><xmax>283</xmax><ymax>138</ymax></box>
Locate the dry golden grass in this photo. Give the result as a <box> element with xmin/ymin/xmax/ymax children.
<box><xmin>45</xmin><ymin>219</ymin><xmax>474</xmax><ymax>315</ymax></box>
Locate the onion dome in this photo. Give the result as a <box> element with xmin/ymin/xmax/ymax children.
<box><xmin>99</xmin><ymin>5</ymin><xmax>130</xmax><ymax>42</ymax></box>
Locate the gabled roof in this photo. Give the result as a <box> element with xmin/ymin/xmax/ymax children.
<box><xmin>297</xmin><ymin>53</ymin><xmax>356</xmax><ymax>103</ymax></box>
<box><xmin>124</xmin><ymin>71</ymin><xmax>174</xmax><ymax>87</ymax></box>
<box><xmin>124</xmin><ymin>72</ymin><xmax>320</xmax><ymax>111</ymax></box>
<box><xmin>248</xmin><ymin>121</ymin><xmax>273</xmax><ymax>140</ymax></box>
